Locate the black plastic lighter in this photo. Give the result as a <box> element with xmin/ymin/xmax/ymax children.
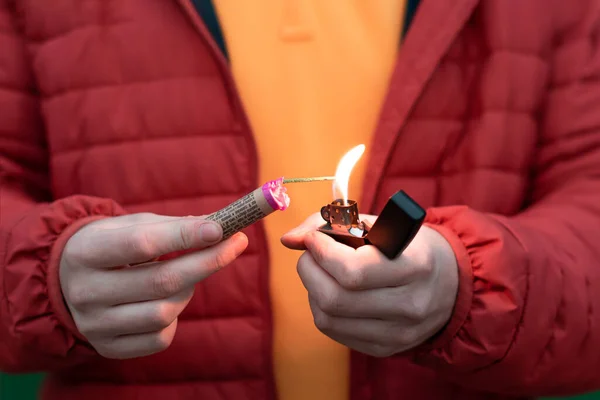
<box><xmin>318</xmin><ymin>190</ymin><xmax>426</xmax><ymax>259</ymax></box>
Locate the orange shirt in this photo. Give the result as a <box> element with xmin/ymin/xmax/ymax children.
<box><xmin>211</xmin><ymin>2</ymin><xmax>406</xmax><ymax>399</ymax></box>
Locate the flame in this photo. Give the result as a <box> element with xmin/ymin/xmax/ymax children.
<box><xmin>333</xmin><ymin>144</ymin><xmax>365</xmax><ymax>204</ymax></box>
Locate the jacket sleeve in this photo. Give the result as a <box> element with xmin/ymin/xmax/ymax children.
<box><xmin>411</xmin><ymin>3</ymin><xmax>600</xmax><ymax>397</ymax></box>
<box><xmin>0</xmin><ymin>1</ymin><xmax>126</xmax><ymax>373</ymax></box>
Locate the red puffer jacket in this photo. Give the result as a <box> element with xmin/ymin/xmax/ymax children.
<box><xmin>2</xmin><ymin>0</ymin><xmax>600</xmax><ymax>399</ymax></box>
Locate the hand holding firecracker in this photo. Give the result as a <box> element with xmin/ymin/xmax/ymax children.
<box><xmin>58</xmin><ymin>177</ymin><xmax>296</xmax><ymax>359</ymax></box>
<box><xmin>59</xmin><ymin>213</ymin><xmax>249</xmax><ymax>359</ymax></box>
<box><xmin>57</xmin><ymin>176</ymin><xmax>322</xmax><ymax>359</ymax></box>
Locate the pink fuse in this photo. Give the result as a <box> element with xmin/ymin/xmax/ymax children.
<box><xmin>206</xmin><ymin>177</ymin><xmax>290</xmax><ymax>239</ymax></box>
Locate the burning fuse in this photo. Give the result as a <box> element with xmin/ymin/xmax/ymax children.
<box><xmin>205</xmin><ymin>175</ymin><xmax>335</xmax><ymax>239</ymax></box>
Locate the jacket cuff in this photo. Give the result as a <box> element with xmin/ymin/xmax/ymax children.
<box><xmin>404</xmin><ymin>206</ymin><xmax>528</xmax><ymax>374</ymax></box>
<box><xmin>417</xmin><ymin>220</ymin><xmax>473</xmax><ymax>352</ymax></box>
<box><xmin>3</xmin><ymin>195</ymin><xmax>126</xmax><ymax>358</ymax></box>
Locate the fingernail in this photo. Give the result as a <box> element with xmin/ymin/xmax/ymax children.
<box><xmin>199</xmin><ymin>222</ymin><xmax>222</xmax><ymax>243</ymax></box>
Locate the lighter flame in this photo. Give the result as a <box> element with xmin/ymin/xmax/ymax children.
<box><xmin>333</xmin><ymin>144</ymin><xmax>366</xmax><ymax>204</ymax></box>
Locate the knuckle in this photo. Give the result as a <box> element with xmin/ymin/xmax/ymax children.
<box><xmin>150</xmin><ymin>303</ymin><xmax>175</xmax><ymax>329</ymax></box>
<box><xmin>296</xmin><ymin>253</ymin><xmax>311</xmax><ymax>277</ymax></box>
<box><xmin>397</xmin><ymin>327</ymin><xmax>420</xmax><ymax>346</ymax></box>
<box><xmin>413</xmin><ymin>250</ymin><xmax>435</xmax><ymax>276</ymax></box>
<box><xmin>311</xmin><ymin>240</ymin><xmax>329</xmax><ymax>265</ymax></box>
<box><xmin>127</xmin><ymin>228</ymin><xmax>153</xmax><ymax>259</ymax></box>
<box><xmin>94</xmin><ymin>342</ymin><xmax>121</xmax><ymax>359</ymax></box>
<box><xmin>367</xmin><ymin>344</ymin><xmax>395</xmax><ymax>358</ymax></box>
<box><xmin>315</xmin><ymin>289</ymin><xmax>341</xmax><ymax>314</ymax></box>
<box><xmin>94</xmin><ymin>346</ymin><xmax>112</xmax><ymax>359</ymax></box>
<box><xmin>178</xmin><ymin>223</ymin><xmax>194</xmax><ymax>250</ymax></box>
<box><xmin>211</xmin><ymin>249</ymin><xmax>231</xmax><ymax>272</ymax></box>
<box><xmin>213</xmin><ymin>252</ymin><xmax>226</xmax><ymax>271</ymax></box>
<box><xmin>63</xmin><ymin>236</ymin><xmax>90</xmax><ymax>266</ymax></box>
<box><xmin>77</xmin><ymin>323</ymin><xmax>96</xmax><ymax>340</ymax></box>
<box><xmin>405</xmin><ymin>294</ymin><xmax>431</xmax><ymax>321</ymax></box>
<box><xmin>151</xmin><ymin>268</ymin><xmax>183</xmax><ymax>297</ymax></box>
<box><xmin>74</xmin><ymin>311</ymin><xmax>111</xmax><ymax>340</ymax></box>
<box><xmin>313</xmin><ymin>310</ymin><xmax>332</xmax><ymax>332</ymax></box>
<box><xmin>66</xmin><ymin>285</ymin><xmax>94</xmax><ymax>309</ymax></box>
<box><xmin>340</xmin><ymin>265</ymin><xmax>366</xmax><ymax>290</ymax></box>
<box><xmin>153</xmin><ymin>330</ymin><xmax>175</xmax><ymax>352</ymax></box>
<box><xmin>421</xmin><ymin>256</ymin><xmax>435</xmax><ymax>276</ymax></box>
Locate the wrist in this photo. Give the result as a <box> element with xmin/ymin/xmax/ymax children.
<box><xmin>413</xmin><ymin>223</ymin><xmax>473</xmax><ymax>353</ymax></box>
<box><xmin>49</xmin><ymin>215</ymin><xmax>111</xmax><ymax>341</ymax></box>
<box><xmin>429</xmin><ymin>225</ymin><xmax>460</xmax><ymax>328</ymax></box>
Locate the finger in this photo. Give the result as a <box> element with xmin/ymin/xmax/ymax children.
<box><xmin>308</xmin><ymin>297</ymin><xmax>425</xmax><ymax>354</ymax></box>
<box><xmin>320</xmin><ymin>331</ymin><xmax>399</xmax><ymax>358</ymax></box>
<box><xmin>297</xmin><ymin>252</ymin><xmax>418</xmax><ymax>319</ymax></box>
<box><xmin>80</xmin><ymin>217</ymin><xmax>226</xmax><ymax>268</ymax></box>
<box><xmin>303</xmin><ymin>231</ymin><xmax>427</xmax><ymax>290</ymax></box>
<box><xmin>95</xmin><ymin>213</ymin><xmax>186</xmax><ymax>230</ymax></box>
<box><xmin>80</xmin><ymin>287</ymin><xmax>194</xmax><ymax>339</ymax></box>
<box><xmin>95</xmin><ymin>319</ymin><xmax>179</xmax><ymax>360</ymax></box>
<box><xmin>319</xmin><ymin>328</ymin><xmax>414</xmax><ymax>358</ymax></box>
<box><xmin>89</xmin><ymin>233</ymin><xmax>248</xmax><ymax>304</ymax></box>
<box><xmin>78</xmin><ymin>212</ymin><xmax>187</xmax><ymax>267</ymax></box>
<box><xmin>280</xmin><ymin>212</ymin><xmax>325</xmax><ymax>250</ymax></box>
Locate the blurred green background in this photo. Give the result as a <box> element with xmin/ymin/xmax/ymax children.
<box><xmin>1</xmin><ymin>373</ymin><xmax>599</xmax><ymax>399</ymax></box>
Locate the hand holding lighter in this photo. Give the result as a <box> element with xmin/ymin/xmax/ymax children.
<box><xmin>318</xmin><ymin>190</ymin><xmax>426</xmax><ymax>260</ymax></box>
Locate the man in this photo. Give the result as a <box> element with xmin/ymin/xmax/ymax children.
<box><xmin>1</xmin><ymin>1</ymin><xmax>600</xmax><ymax>399</ymax></box>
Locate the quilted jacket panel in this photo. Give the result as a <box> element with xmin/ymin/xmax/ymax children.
<box><xmin>2</xmin><ymin>1</ymin><xmax>600</xmax><ymax>400</ymax></box>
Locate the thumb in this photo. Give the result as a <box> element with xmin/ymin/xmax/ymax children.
<box><xmin>280</xmin><ymin>213</ymin><xmax>378</xmax><ymax>251</ymax></box>
<box><xmin>280</xmin><ymin>213</ymin><xmax>325</xmax><ymax>250</ymax></box>
<box><xmin>77</xmin><ymin>217</ymin><xmax>225</xmax><ymax>269</ymax></box>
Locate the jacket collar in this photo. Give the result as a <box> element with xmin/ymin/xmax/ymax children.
<box><xmin>177</xmin><ymin>0</ymin><xmax>480</xmax><ymax>211</ymax></box>
<box><xmin>361</xmin><ymin>0</ymin><xmax>480</xmax><ymax>211</ymax></box>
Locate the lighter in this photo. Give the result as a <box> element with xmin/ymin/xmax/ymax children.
<box><xmin>317</xmin><ymin>144</ymin><xmax>426</xmax><ymax>260</ymax></box>
<box><xmin>318</xmin><ymin>191</ymin><xmax>425</xmax><ymax>259</ymax></box>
